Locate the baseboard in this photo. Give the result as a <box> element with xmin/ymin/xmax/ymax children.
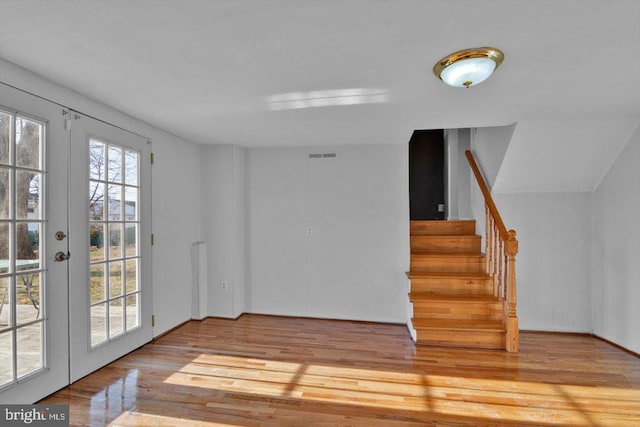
<box><xmin>522</xmin><ymin>329</ymin><xmax>640</xmax><ymax>358</ymax></box>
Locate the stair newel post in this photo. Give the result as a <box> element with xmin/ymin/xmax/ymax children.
<box><xmin>505</xmin><ymin>229</ymin><xmax>519</xmax><ymax>352</ymax></box>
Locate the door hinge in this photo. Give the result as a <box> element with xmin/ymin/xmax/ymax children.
<box><xmin>151</xmin><ymin>234</ymin><xmax>155</xmax><ymax>246</ymax></box>
<box><xmin>152</xmin><ymin>315</ymin><xmax>156</xmax><ymax>327</ymax></box>
<box><xmin>151</xmin><ymin>152</ymin><xmax>155</xmax><ymax>165</ymax></box>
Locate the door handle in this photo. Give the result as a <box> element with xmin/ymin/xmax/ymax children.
<box><xmin>54</xmin><ymin>251</ymin><xmax>71</xmax><ymax>262</ymax></box>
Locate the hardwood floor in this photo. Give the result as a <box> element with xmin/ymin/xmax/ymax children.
<box><xmin>40</xmin><ymin>315</ymin><xmax>640</xmax><ymax>426</ymax></box>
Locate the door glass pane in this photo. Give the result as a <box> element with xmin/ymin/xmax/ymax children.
<box><xmin>109</xmin><ymin>261</ymin><xmax>123</xmax><ymax>298</ymax></box>
<box><xmin>16</xmin><ymin>323</ymin><xmax>42</xmax><ymax>377</ymax></box>
<box><xmin>0</xmin><ymin>277</ymin><xmax>11</xmax><ymax>331</ymax></box>
<box><xmin>124</xmin><ymin>150</ymin><xmax>138</xmax><ymax>186</ymax></box>
<box><xmin>109</xmin><ymin>298</ymin><xmax>124</xmax><ymax>337</ymax></box>
<box><xmin>0</xmin><ymin>223</ymin><xmax>8</xmax><ymax>269</ymax></box>
<box><xmin>15</xmin><ymin>117</ymin><xmax>41</xmax><ymax>170</ymax></box>
<box><xmin>108</xmin><ymin>146</ymin><xmax>122</xmax><ymax>183</ymax></box>
<box><xmin>0</xmin><ymin>331</ymin><xmax>14</xmax><ymax>386</ymax></box>
<box><xmin>0</xmin><ymin>111</ymin><xmax>46</xmax><ymax>385</ymax></box>
<box><xmin>16</xmin><ymin>273</ymin><xmax>40</xmax><ymax>324</ymax></box>
<box><xmin>90</xmin><ymin>264</ymin><xmax>105</xmax><ymax>304</ymax></box>
<box><xmin>124</xmin><ymin>187</ymin><xmax>137</xmax><ymax>221</ymax></box>
<box><xmin>90</xmin><ymin>303</ymin><xmax>107</xmax><ymax>346</ymax></box>
<box><xmin>0</xmin><ymin>167</ymin><xmax>10</xmax><ymax>219</ymax></box>
<box><xmin>108</xmin><ymin>223</ymin><xmax>122</xmax><ymax>260</ymax></box>
<box><xmin>125</xmin><ymin>259</ymin><xmax>137</xmax><ymax>294</ymax></box>
<box><xmin>90</xmin><ymin>223</ymin><xmax>105</xmax><ymax>261</ymax></box>
<box><xmin>108</xmin><ymin>185</ymin><xmax>122</xmax><ymax>221</ymax></box>
<box><xmin>124</xmin><ymin>223</ymin><xmax>137</xmax><ymax>258</ymax></box>
<box><xmin>0</xmin><ymin>111</ymin><xmax>10</xmax><ymax>165</ymax></box>
<box><xmin>89</xmin><ymin>140</ymin><xmax>105</xmax><ymax>180</ymax></box>
<box><xmin>16</xmin><ymin>171</ymin><xmax>41</xmax><ymax>220</ymax></box>
<box><xmin>125</xmin><ymin>293</ymin><xmax>139</xmax><ymax>331</ymax></box>
<box><xmin>89</xmin><ymin>181</ymin><xmax>105</xmax><ymax>220</ymax></box>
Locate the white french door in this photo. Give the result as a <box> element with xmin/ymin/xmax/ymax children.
<box><xmin>0</xmin><ymin>84</ymin><xmax>152</xmax><ymax>402</ymax></box>
<box><xmin>68</xmin><ymin>112</ymin><xmax>152</xmax><ymax>382</ymax></box>
<box><xmin>0</xmin><ymin>84</ymin><xmax>70</xmax><ymax>403</ymax></box>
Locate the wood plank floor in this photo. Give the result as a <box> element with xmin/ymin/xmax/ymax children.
<box><xmin>40</xmin><ymin>314</ymin><xmax>640</xmax><ymax>426</ymax></box>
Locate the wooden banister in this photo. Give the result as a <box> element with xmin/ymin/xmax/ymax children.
<box><xmin>465</xmin><ymin>150</ymin><xmax>519</xmax><ymax>352</ymax></box>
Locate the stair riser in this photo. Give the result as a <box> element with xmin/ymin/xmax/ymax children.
<box><xmin>410</xmin><ymin>278</ymin><xmax>493</xmax><ymax>295</ymax></box>
<box><xmin>412</xmin><ymin>302</ymin><xmax>504</xmax><ymax>321</ymax></box>
<box><xmin>416</xmin><ymin>329</ymin><xmax>505</xmax><ymax>349</ymax></box>
<box><xmin>410</xmin><ymin>221</ymin><xmax>476</xmax><ymax>236</ymax></box>
<box><xmin>410</xmin><ymin>236</ymin><xmax>481</xmax><ymax>253</ymax></box>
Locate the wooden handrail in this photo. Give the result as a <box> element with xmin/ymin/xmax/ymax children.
<box><xmin>465</xmin><ymin>150</ymin><xmax>508</xmax><ymax>241</ymax></box>
<box><xmin>465</xmin><ymin>149</ymin><xmax>519</xmax><ymax>353</ymax></box>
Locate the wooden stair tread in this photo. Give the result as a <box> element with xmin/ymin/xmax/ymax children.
<box><xmin>412</xmin><ymin>318</ymin><xmax>505</xmax><ymax>331</ymax></box>
<box><xmin>409</xmin><ymin>292</ymin><xmax>500</xmax><ymax>303</ymax></box>
<box><xmin>407</xmin><ymin>271</ymin><xmax>491</xmax><ymax>279</ymax></box>
<box><xmin>411</xmin><ymin>250</ymin><xmax>484</xmax><ymax>257</ymax></box>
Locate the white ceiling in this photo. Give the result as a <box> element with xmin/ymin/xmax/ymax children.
<box><xmin>1</xmin><ymin>0</ymin><xmax>639</xmax><ymax>190</ymax></box>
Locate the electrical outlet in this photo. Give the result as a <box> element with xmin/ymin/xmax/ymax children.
<box><xmin>306</xmin><ymin>226</ymin><xmax>313</xmax><ymax>237</ymax></box>
<box><xmin>221</xmin><ymin>281</ymin><xmax>228</xmax><ymax>291</ymax></box>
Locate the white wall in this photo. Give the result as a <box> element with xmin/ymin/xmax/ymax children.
<box><xmin>0</xmin><ymin>59</ymin><xmax>200</xmax><ymax>336</ymax></box>
<box><xmin>199</xmin><ymin>145</ymin><xmax>246</xmax><ymax>318</ymax></box>
<box><xmin>247</xmin><ymin>144</ymin><xmax>409</xmax><ymax>323</ymax></box>
<box><xmin>494</xmin><ymin>192</ymin><xmax>592</xmax><ymax>332</ymax></box>
<box><xmin>471</xmin><ymin>124</ymin><xmax>515</xmax><ymax>188</ymax></box>
<box><xmin>592</xmin><ymin>124</ymin><xmax>640</xmax><ymax>354</ymax></box>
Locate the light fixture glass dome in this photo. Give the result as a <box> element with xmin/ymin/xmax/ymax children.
<box><xmin>434</xmin><ymin>47</ymin><xmax>504</xmax><ymax>88</ymax></box>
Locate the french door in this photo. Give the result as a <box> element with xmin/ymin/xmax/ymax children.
<box><xmin>0</xmin><ymin>84</ymin><xmax>152</xmax><ymax>403</ymax></box>
<box><xmin>68</xmin><ymin>112</ymin><xmax>152</xmax><ymax>382</ymax></box>
<box><xmin>0</xmin><ymin>84</ymin><xmax>70</xmax><ymax>403</ymax></box>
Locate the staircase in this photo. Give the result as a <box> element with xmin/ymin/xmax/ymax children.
<box><xmin>408</xmin><ymin>220</ymin><xmax>507</xmax><ymax>349</ymax></box>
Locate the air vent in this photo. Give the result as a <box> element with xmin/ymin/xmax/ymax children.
<box><xmin>309</xmin><ymin>153</ymin><xmax>337</xmax><ymax>159</ymax></box>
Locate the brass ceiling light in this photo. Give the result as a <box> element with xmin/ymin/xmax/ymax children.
<box><xmin>433</xmin><ymin>47</ymin><xmax>504</xmax><ymax>88</ymax></box>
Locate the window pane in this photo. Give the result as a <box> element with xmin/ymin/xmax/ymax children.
<box><xmin>89</xmin><ymin>181</ymin><xmax>105</xmax><ymax>220</ymax></box>
<box><xmin>89</xmin><ymin>140</ymin><xmax>105</xmax><ymax>180</ymax></box>
<box><xmin>108</xmin><ymin>146</ymin><xmax>122</xmax><ymax>183</ymax></box>
<box><xmin>90</xmin><ymin>264</ymin><xmax>105</xmax><ymax>304</ymax></box>
<box><xmin>125</xmin><ymin>293</ymin><xmax>139</xmax><ymax>331</ymax></box>
<box><xmin>125</xmin><ymin>259</ymin><xmax>138</xmax><ymax>294</ymax></box>
<box><xmin>108</xmin><ymin>185</ymin><xmax>122</xmax><ymax>221</ymax></box>
<box><xmin>124</xmin><ymin>187</ymin><xmax>137</xmax><ymax>221</ymax></box>
<box><xmin>109</xmin><ymin>261</ymin><xmax>123</xmax><ymax>298</ymax></box>
<box><xmin>15</xmin><ymin>171</ymin><xmax>41</xmax><ymax>220</ymax></box>
<box><xmin>15</xmin><ymin>223</ymin><xmax>40</xmax><ymax>270</ymax></box>
<box><xmin>108</xmin><ymin>223</ymin><xmax>122</xmax><ymax>259</ymax></box>
<box><xmin>124</xmin><ymin>223</ymin><xmax>137</xmax><ymax>258</ymax></box>
<box><xmin>90</xmin><ymin>223</ymin><xmax>105</xmax><ymax>261</ymax></box>
<box><xmin>15</xmin><ymin>117</ymin><xmax>41</xmax><ymax>170</ymax></box>
<box><xmin>16</xmin><ymin>322</ymin><xmax>43</xmax><ymax>377</ymax></box>
<box><xmin>16</xmin><ymin>222</ymin><xmax>40</xmax><ymax>270</ymax></box>
<box><xmin>0</xmin><ymin>111</ymin><xmax>10</xmax><ymax>165</ymax></box>
<box><xmin>16</xmin><ymin>273</ymin><xmax>40</xmax><ymax>324</ymax></box>
<box><xmin>109</xmin><ymin>298</ymin><xmax>124</xmax><ymax>338</ymax></box>
<box><xmin>0</xmin><ymin>223</ymin><xmax>9</xmax><ymax>270</ymax></box>
<box><xmin>91</xmin><ymin>303</ymin><xmax>107</xmax><ymax>346</ymax></box>
<box><xmin>0</xmin><ymin>331</ymin><xmax>14</xmax><ymax>386</ymax></box>
<box><xmin>0</xmin><ymin>277</ymin><xmax>11</xmax><ymax>330</ymax></box>
<box><xmin>124</xmin><ymin>150</ymin><xmax>138</xmax><ymax>186</ymax></box>
<box><xmin>0</xmin><ymin>166</ymin><xmax>11</xmax><ymax>219</ymax></box>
